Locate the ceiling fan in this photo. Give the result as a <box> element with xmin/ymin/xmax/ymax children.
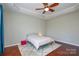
<box><xmin>35</xmin><ymin>3</ymin><xmax>59</xmax><ymax>14</ymax></box>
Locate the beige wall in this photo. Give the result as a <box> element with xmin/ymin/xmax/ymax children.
<box><xmin>46</xmin><ymin>10</ymin><xmax>79</xmax><ymax>46</ymax></box>
<box><xmin>4</xmin><ymin>10</ymin><xmax>45</xmax><ymax>47</ymax></box>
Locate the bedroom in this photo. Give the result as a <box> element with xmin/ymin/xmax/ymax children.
<box><xmin>0</xmin><ymin>3</ymin><xmax>79</xmax><ymax>56</ymax></box>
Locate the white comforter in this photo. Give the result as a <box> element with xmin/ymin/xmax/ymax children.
<box><xmin>27</xmin><ymin>35</ymin><xmax>54</xmax><ymax>49</ymax></box>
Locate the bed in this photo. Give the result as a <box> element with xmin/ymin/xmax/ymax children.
<box><xmin>27</xmin><ymin>34</ymin><xmax>55</xmax><ymax>49</ymax></box>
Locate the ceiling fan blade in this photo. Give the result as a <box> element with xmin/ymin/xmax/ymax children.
<box><xmin>49</xmin><ymin>3</ymin><xmax>59</xmax><ymax>8</ymax></box>
<box><xmin>49</xmin><ymin>9</ymin><xmax>55</xmax><ymax>12</ymax></box>
<box><xmin>43</xmin><ymin>3</ymin><xmax>48</xmax><ymax>7</ymax></box>
<box><xmin>42</xmin><ymin>11</ymin><xmax>46</xmax><ymax>14</ymax></box>
<box><xmin>36</xmin><ymin>8</ymin><xmax>44</xmax><ymax>10</ymax></box>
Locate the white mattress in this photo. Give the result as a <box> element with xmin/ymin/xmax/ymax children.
<box><xmin>27</xmin><ymin>35</ymin><xmax>54</xmax><ymax>49</ymax></box>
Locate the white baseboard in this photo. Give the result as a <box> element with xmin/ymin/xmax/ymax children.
<box><xmin>4</xmin><ymin>43</ymin><xmax>20</xmax><ymax>48</ymax></box>
<box><xmin>4</xmin><ymin>40</ymin><xmax>79</xmax><ymax>48</ymax></box>
<box><xmin>55</xmin><ymin>40</ymin><xmax>79</xmax><ymax>47</ymax></box>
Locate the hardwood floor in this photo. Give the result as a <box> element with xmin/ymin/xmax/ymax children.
<box><xmin>0</xmin><ymin>41</ymin><xmax>79</xmax><ymax>56</ymax></box>
<box><xmin>0</xmin><ymin>45</ymin><xmax>21</xmax><ymax>56</ymax></box>
<box><xmin>47</xmin><ymin>41</ymin><xmax>79</xmax><ymax>56</ymax></box>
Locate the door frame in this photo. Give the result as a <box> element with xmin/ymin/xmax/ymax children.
<box><xmin>0</xmin><ymin>5</ymin><xmax>4</xmax><ymax>53</ymax></box>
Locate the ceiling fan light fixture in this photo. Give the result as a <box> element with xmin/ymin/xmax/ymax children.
<box><xmin>36</xmin><ymin>3</ymin><xmax>59</xmax><ymax>14</ymax></box>
<box><xmin>44</xmin><ymin>8</ymin><xmax>49</xmax><ymax>11</ymax></box>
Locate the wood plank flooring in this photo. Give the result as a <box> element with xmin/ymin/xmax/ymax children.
<box><xmin>0</xmin><ymin>41</ymin><xmax>79</xmax><ymax>56</ymax></box>
<box><xmin>0</xmin><ymin>45</ymin><xmax>21</xmax><ymax>56</ymax></box>
<box><xmin>47</xmin><ymin>42</ymin><xmax>79</xmax><ymax>56</ymax></box>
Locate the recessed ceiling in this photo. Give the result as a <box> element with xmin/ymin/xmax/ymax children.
<box><xmin>4</xmin><ymin>3</ymin><xmax>79</xmax><ymax>20</ymax></box>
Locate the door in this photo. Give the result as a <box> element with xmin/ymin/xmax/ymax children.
<box><xmin>0</xmin><ymin>5</ymin><xmax>3</xmax><ymax>54</ymax></box>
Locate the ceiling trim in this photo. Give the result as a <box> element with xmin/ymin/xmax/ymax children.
<box><xmin>44</xmin><ymin>4</ymin><xmax>79</xmax><ymax>19</ymax></box>
<box><xmin>7</xmin><ymin>3</ymin><xmax>79</xmax><ymax>20</ymax></box>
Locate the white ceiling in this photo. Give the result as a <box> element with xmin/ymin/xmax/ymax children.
<box><xmin>5</xmin><ymin>3</ymin><xmax>79</xmax><ymax>20</ymax></box>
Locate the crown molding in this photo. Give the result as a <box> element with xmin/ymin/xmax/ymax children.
<box><xmin>7</xmin><ymin>4</ymin><xmax>79</xmax><ymax>20</ymax></box>
<box><xmin>44</xmin><ymin>4</ymin><xmax>79</xmax><ymax>20</ymax></box>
